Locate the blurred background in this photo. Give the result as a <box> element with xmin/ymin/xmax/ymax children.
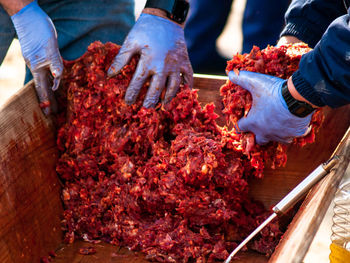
<box><xmin>0</xmin><ymin>0</ymin><xmax>345</xmax><ymax>262</ymax></box>
<box><xmin>0</xmin><ymin>40</ymin><xmax>25</xmax><ymax>106</ymax></box>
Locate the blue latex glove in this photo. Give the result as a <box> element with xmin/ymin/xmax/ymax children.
<box><xmin>108</xmin><ymin>13</ymin><xmax>193</xmax><ymax>108</ymax></box>
<box><xmin>11</xmin><ymin>0</ymin><xmax>63</xmax><ymax>115</ymax></box>
<box><xmin>227</xmin><ymin>70</ymin><xmax>313</xmax><ymax>145</ymax></box>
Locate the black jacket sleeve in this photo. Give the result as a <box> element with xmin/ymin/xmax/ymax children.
<box><xmin>280</xmin><ymin>0</ymin><xmax>346</xmax><ymax>47</ymax></box>
<box><xmin>279</xmin><ymin>0</ymin><xmax>350</xmax><ymax>108</ymax></box>
<box><xmin>291</xmin><ymin>13</ymin><xmax>350</xmax><ymax>108</ymax></box>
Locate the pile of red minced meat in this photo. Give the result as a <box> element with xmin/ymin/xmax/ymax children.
<box><xmin>56</xmin><ymin>42</ymin><xmax>323</xmax><ymax>262</ymax></box>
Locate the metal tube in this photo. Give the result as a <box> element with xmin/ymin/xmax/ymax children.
<box><xmin>224</xmin><ymin>155</ymin><xmax>340</xmax><ymax>262</ymax></box>
<box><xmin>224</xmin><ymin>213</ymin><xmax>277</xmax><ymax>263</ymax></box>
<box><xmin>273</xmin><ymin>155</ymin><xmax>340</xmax><ymax>215</ymax></box>
<box><xmin>273</xmin><ymin>165</ymin><xmax>326</xmax><ymax>214</ymax></box>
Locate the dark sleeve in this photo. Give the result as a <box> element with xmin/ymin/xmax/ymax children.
<box><xmin>280</xmin><ymin>0</ymin><xmax>346</xmax><ymax>47</ymax></box>
<box><xmin>291</xmin><ymin>13</ymin><xmax>350</xmax><ymax>108</ymax></box>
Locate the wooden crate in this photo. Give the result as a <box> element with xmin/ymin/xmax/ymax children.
<box><xmin>0</xmin><ymin>76</ymin><xmax>349</xmax><ymax>263</ymax></box>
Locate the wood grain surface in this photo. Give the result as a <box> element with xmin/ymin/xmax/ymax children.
<box><xmin>248</xmin><ymin>106</ymin><xmax>350</xmax><ymax>207</ymax></box>
<box><xmin>1</xmin><ymin>76</ymin><xmax>349</xmax><ymax>263</ymax></box>
<box><xmin>52</xmin><ymin>240</ymin><xmax>268</xmax><ymax>263</ymax></box>
<box><xmin>0</xmin><ymin>82</ymin><xmax>63</xmax><ymax>263</ymax></box>
<box><xmin>269</xmin><ymin>128</ymin><xmax>350</xmax><ymax>263</ymax></box>
<box><xmin>194</xmin><ymin>74</ymin><xmax>350</xmax><ymax>208</ymax></box>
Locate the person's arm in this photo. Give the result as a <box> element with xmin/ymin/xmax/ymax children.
<box><xmin>227</xmin><ymin>8</ymin><xmax>350</xmax><ymax>144</ymax></box>
<box><xmin>108</xmin><ymin>0</ymin><xmax>193</xmax><ymax>108</ymax></box>
<box><xmin>1</xmin><ymin>0</ymin><xmax>63</xmax><ymax>115</ymax></box>
<box><xmin>291</xmin><ymin>11</ymin><xmax>350</xmax><ymax>108</ymax></box>
<box><xmin>226</xmin><ymin>1</ymin><xmax>350</xmax><ymax>145</ymax></box>
<box><xmin>227</xmin><ymin>13</ymin><xmax>350</xmax><ymax>143</ymax></box>
<box><xmin>280</xmin><ymin>0</ymin><xmax>346</xmax><ymax>47</ymax></box>
<box><xmin>278</xmin><ymin>1</ymin><xmax>350</xmax><ymax>108</ymax></box>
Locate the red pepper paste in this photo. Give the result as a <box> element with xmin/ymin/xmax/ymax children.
<box><xmin>56</xmin><ymin>42</ymin><xmax>322</xmax><ymax>262</ymax></box>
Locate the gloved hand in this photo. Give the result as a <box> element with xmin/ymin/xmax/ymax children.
<box><xmin>108</xmin><ymin>13</ymin><xmax>193</xmax><ymax>108</ymax></box>
<box><xmin>11</xmin><ymin>0</ymin><xmax>63</xmax><ymax>115</ymax></box>
<box><xmin>227</xmin><ymin>70</ymin><xmax>312</xmax><ymax>145</ymax></box>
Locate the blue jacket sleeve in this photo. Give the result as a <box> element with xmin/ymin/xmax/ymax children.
<box><xmin>291</xmin><ymin>13</ymin><xmax>350</xmax><ymax>108</ymax></box>
<box><xmin>280</xmin><ymin>0</ymin><xmax>346</xmax><ymax>47</ymax></box>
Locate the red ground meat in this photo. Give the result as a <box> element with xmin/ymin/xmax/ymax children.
<box><xmin>56</xmin><ymin>42</ymin><xmax>322</xmax><ymax>262</ymax></box>
<box><xmin>79</xmin><ymin>246</ymin><xmax>97</xmax><ymax>255</ymax></box>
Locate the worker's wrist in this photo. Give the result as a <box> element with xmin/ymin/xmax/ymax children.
<box><xmin>287</xmin><ymin>77</ymin><xmax>318</xmax><ymax>108</ymax></box>
<box><xmin>142</xmin><ymin>8</ymin><xmax>185</xmax><ymax>28</ymax></box>
<box><xmin>277</xmin><ymin>36</ymin><xmax>304</xmax><ymax>47</ymax></box>
<box><xmin>142</xmin><ymin>0</ymin><xmax>190</xmax><ymax>27</ymax></box>
<box><xmin>2</xmin><ymin>0</ymin><xmax>34</xmax><ymax>16</ymax></box>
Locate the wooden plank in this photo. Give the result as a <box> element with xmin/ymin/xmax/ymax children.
<box><xmin>0</xmin><ymin>81</ymin><xmax>63</xmax><ymax>263</ymax></box>
<box><xmin>249</xmin><ymin>106</ymin><xmax>350</xmax><ymax>208</ymax></box>
<box><xmin>52</xmin><ymin>240</ymin><xmax>268</xmax><ymax>263</ymax></box>
<box><xmin>53</xmin><ymin>241</ymin><xmax>149</xmax><ymax>263</ymax></box>
<box><xmin>194</xmin><ymin>74</ymin><xmax>350</xmax><ymax>208</ymax></box>
<box><xmin>269</xmin><ymin>127</ymin><xmax>350</xmax><ymax>263</ymax></box>
<box><xmin>189</xmin><ymin>75</ymin><xmax>350</xmax><ymax>261</ymax></box>
<box><xmin>194</xmin><ymin>74</ymin><xmax>228</xmax><ymax>126</ymax></box>
<box><xmin>51</xmin><ymin>74</ymin><xmax>270</xmax><ymax>262</ymax></box>
<box><xmin>1</xmin><ymin>75</ymin><xmax>349</xmax><ymax>263</ymax></box>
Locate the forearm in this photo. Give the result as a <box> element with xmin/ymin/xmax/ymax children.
<box><xmin>291</xmin><ymin>14</ymin><xmax>350</xmax><ymax>108</ymax></box>
<box><xmin>0</xmin><ymin>0</ymin><xmax>33</xmax><ymax>15</ymax></box>
<box><xmin>287</xmin><ymin>77</ymin><xmax>318</xmax><ymax>108</ymax></box>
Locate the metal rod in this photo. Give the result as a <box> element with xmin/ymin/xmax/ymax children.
<box><xmin>193</xmin><ymin>73</ymin><xmax>228</xmax><ymax>80</ymax></box>
<box><xmin>224</xmin><ymin>155</ymin><xmax>340</xmax><ymax>262</ymax></box>
<box><xmin>272</xmin><ymin>164</ymin><xmax>326</xmax><ymax>215</ymax></box>
<box><xmin>273</xmin><ymin>155</ymin><xmax>340</xmax><ymax>215</ymax></box>
<box><xmin>224</xmin><ymin>213</ymin><xmax>277</xmax><ymax>263</ymax></box>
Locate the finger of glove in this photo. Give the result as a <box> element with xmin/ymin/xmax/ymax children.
<box><xmin>51</xmin><ymin>76</ymin><xmax>61</xmax><ymax>92</ymax></box>
<box><xmin>269</xmin><ymin>133</ymin><xmax>293</xmax><ymax>144</ymax></box>
<box><xmin>227</xmin><ymin>70</ymin><xmax>280</xmax><ymax>94</ymax></box>
<box><xmin>238</xmin><ymin>117</ymin><xmax>270</xmax><ymax>145</ymax></box>
<box><xmin>47</xmin><ymin>81</ymin><xmax>58</xmax><ymax>114</ymax></box>
<box><xmin>143</xmin><ymin>73</ymin><xmax>167</xmax><ymax>108</ymax></box>
<box><xmin>237</xmin><ymin>117</ymin><xmax>251</xmax><ymax>133</ymax></box>
<box><xmin>181</xmin><ymin>63</ymin><xmax>194</xmax><ymax>89</ymax></box>
<box><xmin>255</xmin><ymin>134</ymin><xmax>270</xmax><ymax>145</ymax></box>
<box><xmin>301</xmin><ymin>125</ymin><xmax>312</xmax><ymax>137</ymax></box>
<box><xmin>163</xmin><ymin>73</ymin><xmax>181</xmax><ymax>105</ymax></box>
<box><xmin>108</xmin><ymin>45</ymin><xmax>135</xmax><ymax>77</ymax></box>
<box><xmin>238</xmin><ymin>112</ymin><xmax>293</xmax><ymax>145</ymax></box>
<box><xmin>49</xmin><ymin>54</ymin><xmax>63</xmax><ymax>91</ymax></box>
<box><xmin>33</xmin><ymin>69</ymin><xmax>57</xmax><ymax>115</ymax></box>
<box><xmin>125</xmin><ymin>59</ymin><xmax>149</xmax><ymax>104</ymax></box>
